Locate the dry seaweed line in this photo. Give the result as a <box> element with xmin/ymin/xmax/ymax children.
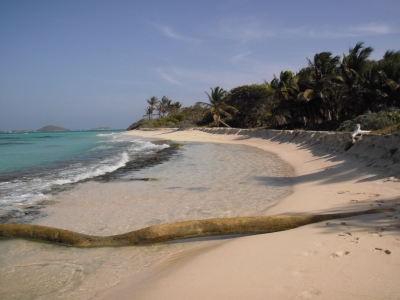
<box><xmin>0</xmin><ymin>208</ymin><xmax>394</xmax><ymax>247</ymax></box>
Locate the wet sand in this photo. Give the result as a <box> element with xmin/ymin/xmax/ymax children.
<box><xmin>96</xmin><ymin>128</ymin><xmax>400</xmax><ymax>300</ymax></box>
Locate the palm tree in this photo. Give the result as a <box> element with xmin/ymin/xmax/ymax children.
<box><xmin>377</xmin><ymin>50</ymin><xmax>400</xmax><ymax>107</ymax></box>
<box><xmin>143</xmin><ymin>106</ymin><xmax>154</xmax><ymax>120</ymax></box>
<box><xmin>196</xmin><ymin>86</ymin><xmax>236</xmax><ymax>127</ymax></box>
<box><xmin>340</xmin><ymin>42</ymin><xmax>374</xmax><ymax>116</ymax></box>
<box><xmin>297</xmin><ymin>52</ymin><xmax>343</xmax><ymax>122</ymax></box>
<box><xmin>271</xmin><ymin>71</ymin><xmax>300</xmax><ymax>127</ymax></box>
<box><xmin>167</xmin><ymin>101</ymin><xmax>182</xmax><ymax>115</ymax></box>
<box><xmin>157</xmin><ymin>96</ymin><xmax>172</xmax><ymax>118</ymax></box>
<box><xmin>146</xmin><ymin>96</ymin><xmax>158</xmax><ymax>120</ymax></box>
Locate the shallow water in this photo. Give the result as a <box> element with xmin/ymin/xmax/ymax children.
<box><xmin>0</xmin><ymin>131</ymin><xmax>168</xmax><ymax>213</ymax></box>
<box><xmin>0</xmin><ymin>141</ymin><xmax>294</xmax><ymax>299</ymax></box>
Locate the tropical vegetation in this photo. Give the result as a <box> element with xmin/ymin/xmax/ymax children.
<box><xmin>130</xmin><ymin>42</ymin><xmax>400</xmax><ymax>133</ymax></box>
<box><xmin>196</xmin><ymin>87</ymin><xmax>236</xmax><ymax>128</ymax></box>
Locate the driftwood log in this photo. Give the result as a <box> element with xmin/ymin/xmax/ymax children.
<box><xmin>0</xmin><ymin>208</ymin><xmax>394</xmax><ymax>247</ymax></box>
<box><xmin>351</xmin><ymin>123</ymin><xmax>371</xmax><ymax>139</ymax></box>
<box><xmin>345</xmin><ymin>123</ymin><xmax>371</xmax><ymax>150</ymax></box>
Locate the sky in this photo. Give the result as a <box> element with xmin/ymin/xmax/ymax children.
<box><xmin>1</xmin><ymin>0</ymin><xmax>400</xmax><ymax>131</ymax></box>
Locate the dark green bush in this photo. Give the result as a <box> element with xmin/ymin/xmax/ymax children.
<box><xmin>337</xmin><ymin>108</ymin><xmax>400</xmax><ymax>132</ymax></box>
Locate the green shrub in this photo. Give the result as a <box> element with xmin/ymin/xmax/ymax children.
<box><xmin>127</xmin><ymin>118</ymin><xmax>150</xmax><ymax>130</ymax></box>
<box><xmin>337</xmin><ymin>108</ymin><xmax>400</xmax><ymax>132</ymax></box>
<box><xmin>149</xmin><ymin>116</ymin><xmax>178</xmax><ymax>128</ymax></box>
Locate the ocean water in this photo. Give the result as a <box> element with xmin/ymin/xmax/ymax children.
<box><xmin>0</xmin><ymin>131</ymin><xmax>295</xmax><ymax>299</ymax></box>
<box><xmin>0</xmin><ymin>130</ymin><xmax>169</xmax><ymax>216</ymax></box>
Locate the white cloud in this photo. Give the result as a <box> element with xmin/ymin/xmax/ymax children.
<box><xmin>154</xmin><ymin>60</ymin><xmax>296</xmax><ymax>92</ymax></box>
<box><xmin>156</xmin><ymin>68</ymin><xmax>181</xmax><ymax>85</ymax></box>
<box><xmin>215</xmin><ymin>16</ymin><xmax>395</xmax><ymax>44</ymax></box>
<box><xmin>285</xmin><ymin>23</ymin><xmax>395</xmax><ymax>39</ymax></box>
<box><xmin>231</xmin><ymin>52</ymin><xmax>252</xmax><ymax>63</ymax></box>
<box><xmin>158</xmin><ymin>25</ymin><xmax>202</xmax><ymax>45</ymax></box>
<box><xmin>350</xmin><ymin>23</ymin><xmax>392</xmax><ymax>35</ymax></box>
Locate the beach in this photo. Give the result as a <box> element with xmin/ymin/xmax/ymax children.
<box><xmin>1</xmin><ymin>129</ymin><xmax>292</xmax><ymax>299</ymax></box>
<box><xmin>1</xmin><ymin>128</ymin><xmax>399</xmax><ymax>299</ymax></box>
<box><xmin>97</xmin><ymin>128</ymin><xmax>400</xmax><ymax>299</ymax></box>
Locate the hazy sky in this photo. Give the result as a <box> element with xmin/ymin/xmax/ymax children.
<box><xmin>1</xmin><ymin>0</ymin><xmax>399</xmax><ymax>130</ymax></box>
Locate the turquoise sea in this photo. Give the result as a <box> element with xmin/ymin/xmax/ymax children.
<box><xmin>0</xmin><ymin>130</ymin><xmax>169</xmax><ymax>213</ymax></box>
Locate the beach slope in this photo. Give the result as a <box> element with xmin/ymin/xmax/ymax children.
<box><xmin>97</xmin><ymin>128</ymin><xmax>400</xmax><ymax>300</ymax></box>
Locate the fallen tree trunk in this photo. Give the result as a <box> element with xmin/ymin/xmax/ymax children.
<box><xmin>0</xmin><ymin>208</ymin><xmax>394</xmax><ymax>247</ymax></box>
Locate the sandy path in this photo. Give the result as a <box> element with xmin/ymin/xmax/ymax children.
<box><xmin>96</xmin><ymin>128</ymin><xmax>400</xmax><ymax>300</ymax></box>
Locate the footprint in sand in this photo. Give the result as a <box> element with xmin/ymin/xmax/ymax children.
<box><xmin>339</xmin><ymin>232</ymin><xmax>352</xmax><ymax>237</ymax></box>
<box><xmin>326</xmin><ymin>222</ymin><xmax>350</xmax><ymax>228</ymax></box>
<box><xmin>372</xmin><ymin>248</ymin><xmax>391</xmax><ymax>254</ymax></box>
<box><xmin>350</xmin><ymin>237</ymin><xmax>359</xmax><ymax>244</ymax></box>
<box><xmin>338</xmin><ymin>232</ymin><xmax>360</xmax><ymax>243</ymax></box>
<box><xmin>330</xmin><ymin>251</ymin><xmax>350</xmax><ymax>258</ymax></box>
<box><xmin>368</xmin><ymin>232</ymin><xmax>382</xmax><ymax>237</ymax></box>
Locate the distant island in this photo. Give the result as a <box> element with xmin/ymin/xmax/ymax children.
<box><xmin>91</xmin><ymin>127</ymin><xmax>112</xmax><ymax>131</ymax></box>
<box><xmin>36</xmin><ymin>125</ymin><xmax>69</xmax><ymax>132</ymax></box>
<box><xmin>3</xmin><ymin>129</ymin><xmax>31</xmax><ymax>133</ymax></box>
<box><xmin>1</xmin><ymin>126</ymin><xmax>115</xmax><ymax>133</ymax></box>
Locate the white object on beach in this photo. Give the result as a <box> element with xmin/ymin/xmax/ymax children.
<box><xmin>351</xmin><ymin>124</ymin><xmax>370</xmax><ymax>138</ymax></box>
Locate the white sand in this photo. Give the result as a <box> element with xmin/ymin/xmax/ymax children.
<box><xmin>96</xmin><ymin>128</ymin><xmax>400</xmax><ymax>300</ymax></box>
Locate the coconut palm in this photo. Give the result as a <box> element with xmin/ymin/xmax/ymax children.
<box><xmin>378</xmin><ymin>50</ymin><xmax>400</xmax><ymax>107</ymax></box>
<box><xmin>167</xmin><ymin>101</ymin><xmax>182</xmax><ymax>115</ymax></box>
<box><xmin>340</xmin><ymin>42</ymin><xmax>374</xmax><ymax>116</ymax></box>
<box><xmin>157</xmin><ymin>96</ymin><xmax>172</xmax><ymax>118</ymax></box>
<box><xmin>146</xmin><ymin>96</ymin><xmax>158</xmax><ymax>120</ymax></box>
<box><xmin>196</xmin><ymin>86</ymin><xmax>236</xmax><ymax>127</ymax></box>
<box><xmin>271</xmin><ymin>71</ymin><xmax>301</xmax><ymax>127</ymax></box>
<box><xmin>297</xmin><ymin>52</ymin><xmax>343</xmax><ymax>122</ymax></box>
<box><xmin>143</xmin><ymin>106</ymin><xmax>154</xmax><ymax>120</ymax></box>
<box><xmin>380</xmin><ymin>50</ymin><xmax>400</xmax><ymax>83</ymax></box>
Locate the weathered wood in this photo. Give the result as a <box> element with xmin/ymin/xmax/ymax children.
<box><xmin>345</xmin><ymin>124</ymin><xmax>371</xmax><ymax>150</ymax></box>
<box><xmin>0</xmin><ymin>208</ymin><xmax>394</xmax><ymax>247</ymax></box>
<box><xmin>351</xmin><ymin>123</ymin><xmax>371</xmax><ymax>139</ymax></box>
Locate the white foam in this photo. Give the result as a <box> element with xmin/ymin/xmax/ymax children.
<box><xmin>96</xmin><ymin>132</ymin><xmax>117</xmax><ymax>137</ymax></box>
<box><xmin>53</xmin><ymin>152</ymin><xmax>130</xmax><ymax>185</ymax></box>
<box><xmin>0</xmin><ymin>136</ymin><xmax>171</xmax><ymax>210</ymax></box>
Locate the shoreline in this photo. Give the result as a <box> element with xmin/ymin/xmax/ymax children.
<box><xmin>97</xmin><ymin>128</ymin><xmax>400</xmax><ymax>299</ymax></box>
<box><xmin>1</xmin><ymin>130</ymin><xmax>295</xmax><ymax>299</ymax></box>
<box><xmin>0</xmin><ymin>138</ymin><xmax>181</xmax><ymax>224</ymax></box>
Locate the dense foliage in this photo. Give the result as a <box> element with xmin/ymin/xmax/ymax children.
<box><xmin>337</xmin><ymin>108</ymin><xmax>400</xmax><ymax>132</ymax></box>
<box><xmin>131</xmin><ymin>42</ymin><xmax>399</xmax><ymax>133</ymax></box>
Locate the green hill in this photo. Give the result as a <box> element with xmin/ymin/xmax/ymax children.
<box><xmin>36</xmin><ymin>125</ymin><xmax>69</xmax><ymax>132</ymax></box>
